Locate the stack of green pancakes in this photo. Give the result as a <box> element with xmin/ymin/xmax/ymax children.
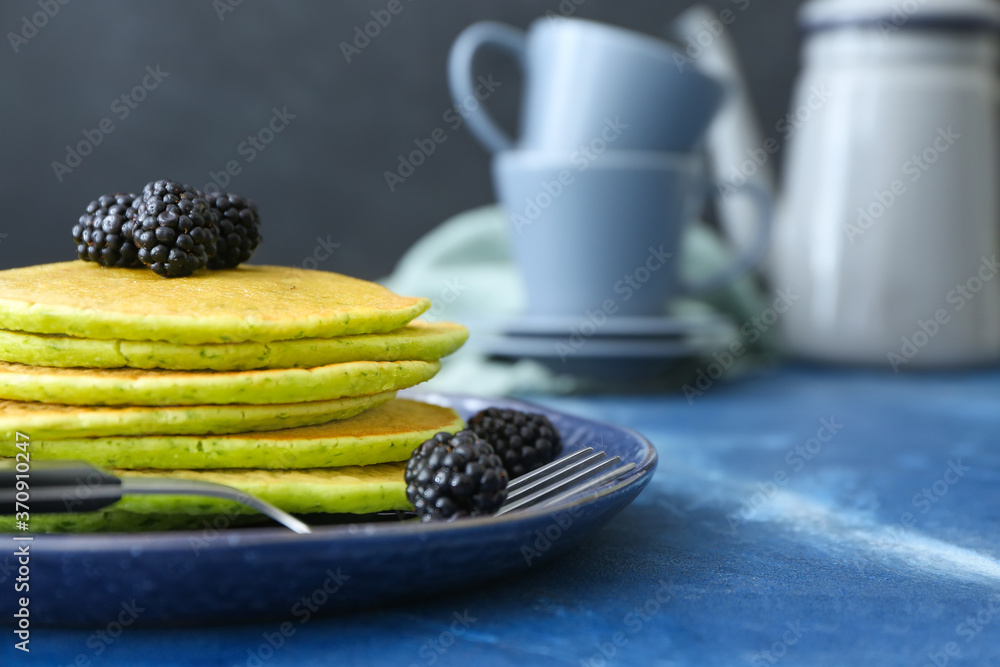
<box><xmin>0</xmin><ymin>262</ymin><xmax>468</xmax><ymax>532</ymax></box>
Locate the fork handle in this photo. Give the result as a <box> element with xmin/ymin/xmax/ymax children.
<box><xmin>1</xmin><ymin>461</ymin><xmax>122</xmax><ymax>514</ymax></box>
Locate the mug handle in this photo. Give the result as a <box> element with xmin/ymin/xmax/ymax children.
<box><xmin>447</xmin><ymin>21</ymin><xmax>526</xmax><ymax>153</ymax></box>
<box><xmin>682</xmin><ymin>179</ymin><xmax>773</xmax><ymax>294</ymax></box>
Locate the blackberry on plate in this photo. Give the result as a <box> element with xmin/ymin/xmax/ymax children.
<box><xmin>468</xmin><ymin>408</ymin><xmax>562</xmax><ymax>478</ymax></box>
<box><xmin>405</xmin><ymin>430</ymin><xmax>509</xmax><ymax>521</ymax></box>
<box><xmin>131</xmin><ymin>179</ymin><xmax>218</xmax><ymax>278</ymax></box>
<box><xmin>203</xmin><ymin>191</ymin><xmax>261</xmax><ymax>269</ymax></box>
<box><xmin>71</xmin><ymin>192</ymin><xmax>141</xmax><ymax>268</ymax></box>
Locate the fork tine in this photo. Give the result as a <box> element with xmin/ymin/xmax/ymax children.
<box><xmin>507</xmin><ymin>448</ymin><xmax>596</xmax><ymax>493</ymax></box>
<box><xmin>535</xmin><ymin>462</ymin><xmax>637</xmax><ymax>511</ymax></box>
<box><xmin>121</xmin><ymin>478</ymin><xmax>313</xmax><ymax>534</ymax></box>
<box><xmin>496</xmin><ymin>455</ymin><xmax>623</xmax><ymax>516</ymax></box>
<box><xmin>505</xmin><ymin>450</ymin><xmax>607</xmax><ymax>503</ymax></box>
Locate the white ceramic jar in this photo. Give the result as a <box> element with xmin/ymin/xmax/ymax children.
<box><xmin>772</xmin><ymin>0</ymin><xmax>1000</xmax><ymax>368</ymax></box>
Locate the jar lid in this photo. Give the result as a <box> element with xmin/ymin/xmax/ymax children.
<box><xmin>801</xmin><ymin>0</ymin><xmax>1000</xmax><ymax>32</ymax></box>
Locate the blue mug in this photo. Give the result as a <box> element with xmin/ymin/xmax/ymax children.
<box><xmin>449</xmin><ymin>17</ymin><xmax>727</xmax><ymax>154</ymax></box>
<box><xmin>493</xmin><ymin>151</ymin><xmax>772</xmax><ymax>317</ymax></box>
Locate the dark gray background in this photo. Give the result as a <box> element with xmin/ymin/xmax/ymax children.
<box><xmin>0</xmin><ymin>0</ymin><xmax>805</xmax><ymax>279</ymax></box>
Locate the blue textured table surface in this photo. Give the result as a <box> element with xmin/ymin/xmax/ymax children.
<box><xmin>6</xmin><ymin>366</ymin><xmax>1000</xmax><ymax>667</ymax></box>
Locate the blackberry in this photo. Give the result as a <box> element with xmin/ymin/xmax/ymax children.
<box><xmin>203</xmin><ymin>192</ymin><xmax>261</xmax><ymax>269</ymax></box>
<box><xmin>405</xmin><ymin>430</ymin><xmax>509</xmax><ymax>521</ymax></box>
<box><xmin>131</xmin><ymin>180</ymin><xmax>218</xmax><ymax>278</ymax></box>
<box><xmin>71</xmin><ymin>193</ymin><xmax>141</xmax><ymax>268</ymax></box>
<box><xmin>468</xmin><ymin>408</ymin><xmax>562</xmax><ymax>478</ymax></box>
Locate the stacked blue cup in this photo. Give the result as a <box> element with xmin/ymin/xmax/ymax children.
<box><xmin>448</xmin><ymin>17</ymin><xmax>772</xmax><ymax>317</ymax></box>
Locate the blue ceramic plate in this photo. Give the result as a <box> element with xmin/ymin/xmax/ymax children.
<box><xmin>466</xmin><ymin>315</ymin><xmax>737</xmax><ymax>382</ymax></box>
<box><xmin>466</xmin><ymin>313</ymin><xmax>735</xmax><ymax>339</ymax></box>
<box><xmin>1</xmin><ymin>393</ymin><xmax>656</xmax><ymax>628</ymax></box>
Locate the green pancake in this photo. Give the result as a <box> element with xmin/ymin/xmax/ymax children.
<box><xmin>0</xmin><ymin>321</ymin><xmax>467</xmax><ymax>370</ymax></box>
<box><xmin>0</xmin><ymin>359</ymin><xmax>440</xmax><ymax>405</ymax></box>
<box><xmin>0</xmin><ymin>391</ymin><xmax>396</xmax><ymax>440</ymax></box>
<box><xmin>0</xmin><ymin>461</ymin><xmax>409</xmax><ymax>533</ymax></box>
<box><xmin>0</xmin><ymin>262</ymin><xmax>429</xmax><ymax>343</ymax></box>
<box><xmin>7</xmin><ymin>398</ymin><xmax>463</xmax><ymax>469</ymax></box>
<box><xmin>0</xmin><ymin>511</ymin><xmax>271</xmax><ymax>533</ymax></box>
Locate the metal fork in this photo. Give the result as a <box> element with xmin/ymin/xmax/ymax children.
<box><xmin>496</xmin><ymin>447</ymin><xmax>636</xmax><ymax>516</ymax></box>
<box><xmin>1</xmin><ymin>460</ymin><xmax>312</xmax><ymax>534</ymax></box>
<box><xmin>2</xmin><ymin>449</ymin><xmax>633</xmax><ymax>533</ymax></box>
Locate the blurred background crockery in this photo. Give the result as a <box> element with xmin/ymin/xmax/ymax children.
<box><xmin>4</xmin><ymin>0</ymin><xmax>1000</xmax><ymax>665</ymax></box>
